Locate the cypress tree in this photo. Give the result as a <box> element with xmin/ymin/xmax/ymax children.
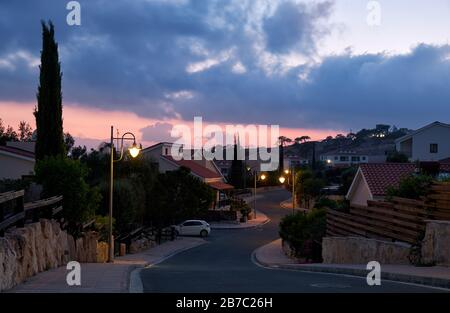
<box><xmin>34</xmin><ymin>21</ymin><xmax>65</xmax><ymax>160</ymax></box>
<box><xmin>230</xmin><ymin>135</ymin><xmax>245</xmax><ymax>189</ymax></box>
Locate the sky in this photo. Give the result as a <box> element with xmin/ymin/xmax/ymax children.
<box><xmin>0</xmin><ymin>0</ymin><xmax>450</xmax><ymax>149</ymax></box>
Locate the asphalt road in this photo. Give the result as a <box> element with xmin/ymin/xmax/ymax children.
<box><xmin>141</xmin><ymin>189</ymin><xmax>443</xmax><ymax>293</ymax></box>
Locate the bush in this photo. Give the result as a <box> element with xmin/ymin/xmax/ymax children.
<box><xmin>279</xmin><ymin>208</ymin><xmax>326</xmax><ymax>262</ymax></box>
<box><xmin>386</xmin><ymin>174</ymin><xmax>433</xmax><ymax>200</ymax></box>
<box><xmin>98</xmin><ymin>179</ymin><xmax>144</xmax><ymax>235</ymax></box>
<box><xmin>34</xmin><ymin>156</ymin><xmax>100</xmax><ymax>235</ymax></box>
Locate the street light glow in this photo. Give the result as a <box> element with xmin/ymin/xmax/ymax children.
<box><xmin>284</xmin><ymin>169</ymin><xmax>290</xmax><ymax>174</ymax></box>
<box><xmin>129</xmin><ymin>143</ymin><xmax>141</xmax><ymax>158</ymax></box>
<box><xmin>279</xmin><ymin>176</ymin><xmax>286</xmax><ymax>184</ymax></box>
<box><xmin>260</xmin><ymin>174</ymin><xmax>266</xmax><ymax>181</ymax></box>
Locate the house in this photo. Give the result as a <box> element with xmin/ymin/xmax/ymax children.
<box><xmin>141</xmin><ymin>142</ymin><xmax>234</xmax><ymax>208</ymax></box>
<box><xmin>320</xmin><ymin>150</ymin><xmax>369</xmax><ymax>167</ymax></box>
<box><xmin>346</xmin><ymin>162</ymin><xmax>450</xmax><ymax>206</ymax></box>
<box><xmin>283</xmin><ymin>155</ymin><xmax>309</xmax><ymax>171</ymax></box>
<box><xmin>0</xmin><ymin>145</ymin><xmax>35</xmax><ymax>179</ymax></box>
<box><xmin>396</xmin><ymin>121</ymin><xmax>450</xmax><ymax>161</ymax></box>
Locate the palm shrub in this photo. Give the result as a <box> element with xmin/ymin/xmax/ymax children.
<box><xmin>279</xmin><ymin>208</ymin><xmax>327</xmax><ymax>262</ymax></box>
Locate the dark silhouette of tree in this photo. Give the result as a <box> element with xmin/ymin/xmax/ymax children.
<box><xmin>229</xmin><ymin>136</ymin><xmax>245</xmax><ymax>189</ymax></box>
<box><xmin>34</xmin><ymin>21</ymin><xmax>65</xmax><ymax>160</ymax></box>
<box><xmin>18</xmin><ymin>121</ymin><xmax>33</xmax><ymax>141</ymax></box>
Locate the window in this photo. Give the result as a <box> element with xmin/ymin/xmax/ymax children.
<box><xmin>340</xmin><ymin>156</ymin><xmax>349</xmax><ymax>162</ymax></box>
<box><xmin>362</xmin><ymin>156</ymin><xmax>366</xmax><ymax>160</ymax></box>
<box><xmin>164</xmin><ymin>148</ymin><xmax>169</xmax><ymax>155</ymax></box>
<box><xmin>430</xmin><ymin>144</ymin><xmax>438</xmax><ymax>154</ymax></box>
<box><xmin>334</xmin><ymin>156</ymin><xmax>339</xmax><ymax>160</ymax></box>
<box><xmin>351</xmin><ymin>156</ymin><xmax>360</xmax><ymax>162</ymax></box>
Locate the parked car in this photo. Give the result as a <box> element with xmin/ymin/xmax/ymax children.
<box><xmin>172</xmin><ymin>220</ymin><xmax>211</xmax><ymax>237</ymax></box>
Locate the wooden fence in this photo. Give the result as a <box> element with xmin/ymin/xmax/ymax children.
<box><xmin>327</xmin><ymin>182</ymin><xmax>450</xmax><ymax>244</ymax></box>
<box><xmin>0</xmin><ymin>190</ymin><xmax>63</xmax><ymax>236</ymax></box>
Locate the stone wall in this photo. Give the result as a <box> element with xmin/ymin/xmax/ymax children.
<box><xmin>0</xmin><ymin>219</ymin><xmax>98</xmax><ymax>292</ymax></box>
<box><xmin>322</xmin><ymin>237</ymin><xmax>411</xmax><ymax>265</ymax></box>
<box><xmin>421</xmin><ymin>220</ymin><xmax>450</xmax><ymax>266</ymax></box>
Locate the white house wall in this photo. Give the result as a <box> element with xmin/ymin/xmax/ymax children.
<box><xmin>0</xmin><ymin>154</ymin><xmax>34</xmax><ymax>179</ymax></box>
<box><xmin>411</xmin><ymin>124</ymin><xmax>450</xmax><ymax>161</ymax></box>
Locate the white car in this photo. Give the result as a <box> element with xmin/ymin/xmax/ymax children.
<box><xmin>173</xmin><ymin>220</ymin><xmax>211</xmax><ymax>237</ymax></box>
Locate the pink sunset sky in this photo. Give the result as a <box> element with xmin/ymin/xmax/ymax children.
<box><xmin>0</xmin><ymin>101</ymin><xmax>343</xmax><ymax>150</ymax></box>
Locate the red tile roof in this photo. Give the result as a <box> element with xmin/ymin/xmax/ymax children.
<box><xmin>162</xmin><ymin>155</ymin><xmax>222</xmax><ymax>179</ymax></box>
<box><xmin>0</xmin><ymin>145</ymin><xmax>35</xmax><ymax>159</ymax></box>
<box><xmin>207</xmin><ymin>181</ymin><xmax>234</xmax><ymax>190</ymax></box>
<box><xmin>359</xmin><ymin>163</ymin><xmax>416</xmax><ymax>196</ymax></box>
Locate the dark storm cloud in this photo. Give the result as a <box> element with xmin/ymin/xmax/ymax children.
<box><xmin>0</xmin><ymin>0</ymin><xmax>449</xmax><ymax>131</ymax></box>
<box><xmin>263</xmin><ymin>1</ymin><xmax>332</xmax><ymax>54</ymax></box>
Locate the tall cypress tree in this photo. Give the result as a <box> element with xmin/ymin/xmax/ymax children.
<box><xmin>34</xmin><ymin>21</ymin><xmax>65</xmax><ymax>160</ymax></box>
<box><xmin>230</xmin><ymin>135</ymin><xmax>245</xmax><ymax>189</ymax></box>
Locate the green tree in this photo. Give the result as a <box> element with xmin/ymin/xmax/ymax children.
<box><xmin>34</xmin><ymin>21</ymin><xmax>65</xmax><ymax>160</ymax></box>
<box><xmin>150</xmin><ymin>167</ymin><xmax>213</xmax><ymax>227</ymax></box>
<box><xmin>386</xmin><ymin>174</ymin><xmax>433</xmax><ymax>200</ymax></box>
<box><xmin>35</xmin><ymin>156</ymin><xmax>100</xmax><ymax>235</ymax></box>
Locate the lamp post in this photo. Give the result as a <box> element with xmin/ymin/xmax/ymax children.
<box><xmin>280</xmin><ymin>167</ymin><xmax>296</xmax><ymax>215</ymax></box>
<box><xmin>108</xmin><ymin>126</ymin><xmax>141</xmax><ymax>263</ymax></box>
<box><xmin>248</xmin><ymin>167</ymin><xmax>266</xmax><ymax>220</ymax></box>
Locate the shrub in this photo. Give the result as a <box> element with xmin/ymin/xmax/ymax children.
<box><xmin>34</xmin><ymin>156</ymin><xmax>100</xmax><ymax>235</ymax></box>
<box><xmin>279</xmin><ymin>209</ymin><xmax>326</xmax><ymax>262</ymax></box>
<box><xmin>386</xmin><ymin>174</ymin><xmax>433</xmax><ymax>200</ymax></box>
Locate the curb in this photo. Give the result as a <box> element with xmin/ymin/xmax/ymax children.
<box><xmin>252</xmin><ymin>243</ymin><xmax>450</xmax><ymax>291</ymax></box>
<box><xmin>128</xmin><ymin>239</ymin><xmax>207</xmax><ymax>293</ymax></box>
<box><xmin>211</xmin><ymin>218</ymin><xmax>270</xmax><ymax>230</ymax></box>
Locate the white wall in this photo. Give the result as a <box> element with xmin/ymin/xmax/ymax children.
<box><xmin>411</xmin><ymin>124</ymin><xmax>450</xmax><ymax>161</ymax></box>
<box><xmin>0</xmin><ymin>154</ymin><xmax>34</xmax><ymax>179</ymax></box>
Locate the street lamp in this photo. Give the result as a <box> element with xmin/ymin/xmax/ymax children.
<box><xmin>248</xmin><ymin>167</ymin><xmax>266</xmax><ymax>220</ymax></box>
<box><xmin>108</xmin><ymin>126</ymin><xmax>141</xmax><ymax>263</ymax></box>
<box><xmin>280</xmin><ymin>168</ymin><xmax>297</xmax><ymax>215</ymax></box>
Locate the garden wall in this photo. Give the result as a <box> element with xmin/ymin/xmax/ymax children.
<box><xmin>0</xmin><ymin>219</ymin><xmax>98</xmax><ymax>292</ymax></box>
<box><xmin>421</xmin><ymin>220</ymin><xmax>450</xmax><ymax>266</ymax></box>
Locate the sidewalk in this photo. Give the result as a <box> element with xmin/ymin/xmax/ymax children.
<box><xmin>210</xmin><ymin>210</ymin><xmax>269</xmax><ymax>229</ymax></box>
<box><xmin>7</xmin><ymin>237</ymin><xmax>206</xmax><ymax>293</ymax></box>
<box><xmin>253</xmin><ymin>239</ymin><xmax>450</xmax><ymax>289</ymax></box>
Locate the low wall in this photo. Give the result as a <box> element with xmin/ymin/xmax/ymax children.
<box><xmin>322</xmin><ymin>237</ymin><xmax>411</xmax><ymax>265</ymax></box>
<box><xmin>421</xmin><ymin>220</ymin><xmax>450</xmax><ymax>266</ymax></box>
<box><xmin>0</xmin><ymin>219</ymin><xmax>98</xmax><ymax>292</ymax></box>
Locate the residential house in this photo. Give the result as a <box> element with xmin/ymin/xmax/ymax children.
<box><xmin>0</xmin><ymin>145</ymin><xmax>35</xmax><ymax>179</ymax></box>
<box><xmin>283</xmin><ymin>155</ymin><xmax>309</xmax><ymax>171</ymax></box>
<box><xmin>141</xmin><ymin>142</ymin><xmax>234</xmax><ymax>208</ymax></box>
<box><xmin>320</xmin><ymin>150</ymin><xmax>369</xmax><ymax>167</ymax></box>
<box><xmin>346</xmin><ymin>162</ymin><xmax>450</xmax><ymax>206</ymax></box>
<box><xmin>396</xmin><ymin>121</ymin><xmax>450</xmax><ymax>161</ymax></box>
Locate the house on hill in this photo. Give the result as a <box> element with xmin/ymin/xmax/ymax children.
<box><xmin>396</xmin><ymin>121</ymin><xmax>450</xmax><ymax>162</ymax></box>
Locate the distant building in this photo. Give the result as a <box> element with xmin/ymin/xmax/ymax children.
<box><xmin>283</xmin><ymin>155</ymin><xmax>308</xmax><ymax>170</ymax></box>
<box><xmin>320</xmin><ymin>150</ymin><xmax>369</xmax><ymax>167</ymax></box>
<box><xmin>396</xmin><ymin>121</ymin><xmax>450</xmax><ymax>162</ymax></box>
<box><xmin>0</xmin><ymin>145</ymin><xmax>35</xmax><ymax>179</ymax></box>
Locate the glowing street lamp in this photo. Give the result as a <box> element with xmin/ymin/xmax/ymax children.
<box><xmin>260</xmin><ymin>174</ymin><xmax>266</xmax><ymax>181</ymax></box>
<box><xmin>279</xmin><ymin>176</ymin><xmax>286</xmax><ymax>184</ymax></box>
<box><xmin>108</xmin><ymin>126</ymin><xmax>141</xmax><ymax>263</ymax></box>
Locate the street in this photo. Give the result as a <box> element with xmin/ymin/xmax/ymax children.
<box><xmin>141</xmin><ymin>189</ymin><xmax>442</xmax><ymax>293</ymax></box>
